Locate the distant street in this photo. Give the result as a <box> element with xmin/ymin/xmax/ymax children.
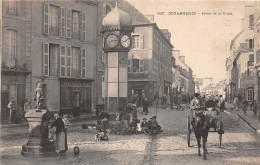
<box><xmin>1</xmin><ymin>105</ymin><xmax>260</xmax><ymax>165</ymax></box>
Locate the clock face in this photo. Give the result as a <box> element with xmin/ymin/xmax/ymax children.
<box><xmin>121</xmin><ymin>34</ymin><xmax>131</xmax><ymax>48</ymax></box>
<box><xmin>106</xmin><ymin>34</ymin><xmax>118</xmax><ymax>48</ymax></box>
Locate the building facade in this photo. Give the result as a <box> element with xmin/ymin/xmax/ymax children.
<box><xmin>127</xmin><ymin>23</ymin><xmax>173</xmax><ymax>102</ymax></box>
<box><xmin>229</xmin><ymin>5</ymin><xmax>255</xmax><ymax>102</ymax></box>
<box><xmin>1</xmin><ymin>0</ymin><xmax>109</xmax><ymax>124</ymax></box>
<box><xmin>1</xmin><ymin>0</ymin><xmax>32</xmax><ymax>124</ymax></box>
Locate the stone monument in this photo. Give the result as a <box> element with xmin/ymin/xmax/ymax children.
<box><xmin>21</xmin><ymin>82</ymin><xmax>57</xmax><ymax>157</ymax></box>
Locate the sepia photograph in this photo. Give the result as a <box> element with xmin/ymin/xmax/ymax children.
<box><xmin>0</xmin><ymin>0</ymin><xmax>260</xmax><ymax>164</ymax></box>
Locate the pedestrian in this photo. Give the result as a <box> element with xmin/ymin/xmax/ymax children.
<box><xmin>132</xmin><ymin>104</ymin><xmax>138</xmax><ymax>120</ymax></box>
<box><xmin>219</xmin><ymin>95</ymin><xmax>225</xmax><ymax>112</ymax></box>
<box><xmin>143</xmin><ymin>98</ymin><xmax>149</xmax><ymax>115</ymax></box>
<box><xmin>141</xmin><ymin>90</ymin><xmax>146</xmax><ymax>107</ymax></box>
<box><xmin>51</xmin><ymin>113</ymin><xmax>66</xmax><ymax>154</ymax></box>
<box><xmin>62</xmin><ymin>114</ymin><xmax>70</xmax><ymax>152</ymax></box>
<box><xmin>177</xmin><ymin>93</ymin><xmax>182</xmax><ymax>110</ymax></box>
<box><xmin>134</xmin><ymin>91</ymin><xmax>140</xmax><ymax>108</ymax></box>
<box><xmin>190</xmin><ymin>93</ymin><xmax>201</xmax><ymax>118</ymax></box>
<box><xmin>233</xmin><ymin>96</ymin><xmax>239</xmax><ymax>111</ymax></box>
<box><xmin>242</xmin><ymin>100</ymin><xmax>248</xmax><ymax>115</ymax></box>
<box><xmin>252</xmin><ymin>100</ymin><xmax>257</xmax><ymax>116</ymax></box>
<box><xmin>154</xmin><ymin>92</ymin><xmax>159</xmax><ymax>108</ymax></box>
<box><xmin>163</xmin><ymin>94</ymin><xmax>168</xmax><ymax>109</ymax></box>
<box><xmin>7</xmin><ymin>98</ymin><xmax>20</xmax><ymax>124</ymax></box>
<box><xmin>125</xmin><ymin>103</ymin><xmax>134</xmax><ymax>125</ymax></box>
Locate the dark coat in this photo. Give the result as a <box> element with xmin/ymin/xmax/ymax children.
<box><xmin>51</xmin><ymin>117</ymin><xmax>65</xmax><ymax>134</ymax></box>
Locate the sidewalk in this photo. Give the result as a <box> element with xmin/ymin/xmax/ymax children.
<box><xmin>225</xmin><ymin>102</ymin><xmax>260</xmax><ymax>137</ymax></box>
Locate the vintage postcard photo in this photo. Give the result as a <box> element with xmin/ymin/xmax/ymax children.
<box><xmin>0</xmin><ymin>0</ymin><xmax>260</xmax><ymax>164</ymax></box>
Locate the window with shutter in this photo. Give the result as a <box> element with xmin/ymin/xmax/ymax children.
<box><xmin>127</xmin><ymin>59</ymin><xmax>131</xmax><ymax>73</ymax></box>
<box><xmin>140</xmin><ymin>35</ymin><xmax>144</xmax><ymax>49</ymax></box>
<box><xmin>82</xmin><ymin>12</ymin><xmax>86</xmax><ymax>41</ymax></box>
<box><xmin>60</xmin><ymin>45</ymin><xmax>66</xmax><ymax>77</ymax></box>
<box><xmin>49</xmin><ymin>5</ymin><xmax>59</xmax><ymax>36</ymax></box>
<box><xmin>140</xmin><ymin>59</ymin><xmax>144</xmax><ymax>73</ymax></box>
<box><xmin>66</xmin><ymin>47</ymin><xmax>71</xmax><ymax>77</ymax></box>
<box><xmin>72</xmin><ymin>10</ymin><xmax>80</xmax><ymax>39</ymax></box>
<box><xmin>81</xmin><ymin>48</ymin><xmax>86</xmax><ymax>78</ymax></box>
<box><xmin>43</xmin><ymin>43</ymin><xmax>49</xmax><ymax>76</ymax></box>
<box><xmin>60</xmin><ymin>7</ymin><xmax>65</xmax><ymax>37</ymax></box>
<box><xmin>66</xmin><ymin>9</ymin><xmax>71</xmax><ymax>38</ymax></box>
<box><xmin>43</xmin><ymin>3</ymin><xmax>49</xmax><ymax>35</ymax></box>
<box><xmin>132</xmin><ymin>35</ymin><xmax>140</xmax><ymax>49</ymax></box>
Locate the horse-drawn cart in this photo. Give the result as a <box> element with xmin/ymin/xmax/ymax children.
<box><xmin>187</xmin><ymin>105</ymin><xmax>224</xmax><ymax>148</ymax></box>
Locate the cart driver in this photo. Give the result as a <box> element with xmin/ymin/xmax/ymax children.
<box><xmin>190</xmin><ymin>93</ymin><xmax>201</xmax><ymax>118</ymax></box>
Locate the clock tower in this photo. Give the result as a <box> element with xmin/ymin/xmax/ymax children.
<box><xmin>102</xmin><ymin>1</ymin><xmax>133</xmax><ymax>114</ymax></box>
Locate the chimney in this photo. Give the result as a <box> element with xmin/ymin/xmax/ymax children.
<box><xmin>145</xmin><ymin>15</ymin><xmax>154</xmax><ymax>22</ymax></box>
<box><xmin>172</xmin><ymin>50</ymin><xmax>180</xmax><ymax>58</ymax></box>
<box><xmin>244</xmin><ymin>5</ymin><xmax>254</xmax><ymax>29</ymax></box>
<box><xmin>180</xmin><ymin>56</ymin><xmax>185</xmax><ymax>63</ymax></box>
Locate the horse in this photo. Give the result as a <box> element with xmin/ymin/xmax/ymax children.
<box><xmin>191</xmin><ymin>111</ymin><xmax>210</xmax><ymax>160</ymax></box>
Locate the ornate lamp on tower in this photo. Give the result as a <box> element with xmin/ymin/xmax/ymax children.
<box><xmin>102</xmin><ymin>1</ymin><xmax>133</xmax><ymax>115</ymax></box>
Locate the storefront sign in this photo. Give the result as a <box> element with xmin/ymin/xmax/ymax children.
<box><xmin>240</xmin><ymin>77</ymin><xmax>254</xmax><ymax>88</ymax></box>
<box><xmin>61</xmin><ymin>81</ymin><xmax>91</xmax><ymax>87</ymax></box>
<box><xmin>128</xmin><ymin>73</ymin><xmax>149</xmax><ymax>79</ymax></box>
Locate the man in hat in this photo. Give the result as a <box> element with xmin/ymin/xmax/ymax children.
<box><xmin>150</xmin><ymin>116</ymin><xmax>162</xmax><ymax>134</ymax></box>
<box><xmin>190</xmin><ymin>93</ymin><xmax>200</xmax><ymax>110</ymax></box>
<box><xmin>190</xmin><ymin>93</ymin><xmax>201</xmax><ymax>118</ymax></box>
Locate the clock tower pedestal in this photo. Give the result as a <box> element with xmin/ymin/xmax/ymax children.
<box><xmin>105</xmin><ymin>52</ymin><xmax>128</xmax><ymax>113</ymax></box>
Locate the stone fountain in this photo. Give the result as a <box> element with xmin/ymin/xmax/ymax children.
<box><xmin>21</xmin><ymin>82</ymin><xmax>57</xmax><ymax>157</ymax></box>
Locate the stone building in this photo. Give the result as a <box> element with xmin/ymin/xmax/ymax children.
<box><xmin>127</xmin><ymin>23</ymin><xmax>173</xmax><ymax>102</ymax></box>
<box><xmin>229</xmin><ymin>5</ymin><xmax>255</xmax><ymax>102</ymax></box>
<box><xmin>254</xmin><ymin>1</ymin><xmax>260</xmax><ymax>121</ymax></box>
<box><xmin>225</xmin><ymin>56</ymin><xmax>232</xmax><ymax>102</ymax></box>
<box><xmin>1</xmin><ymin>0</ymin><xmax>109</xmax><ymax>124</ymax></box>
<box><xmin>1</xmin><ymin>0</ymin><xmax>32</xmax><ymax>124</ymax></box>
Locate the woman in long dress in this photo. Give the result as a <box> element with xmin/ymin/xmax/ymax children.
<box><xmin>51</xmin><ymin>113</ymin><xmax>66</xmax><ymax>154</ymax></box>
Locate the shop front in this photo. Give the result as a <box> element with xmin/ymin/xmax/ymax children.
<box><xmin>60</xmin><ymin>78</ymin><xmax>93</xmax><ymax>115</ymax></box>
<box><xmin>239</xmin><ymin>76</ymin><xmax>254</xmax><ymax>101</ymax></box>
<box><xmin>1</xmin><ymin>69</ymin><xmax>29</xmax><ymax>124</ymax></box>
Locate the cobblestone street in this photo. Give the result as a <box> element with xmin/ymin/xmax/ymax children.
<box><xmin>1</xmin><ymin>105</ymin><xmax>260</xmax><ymax>165</ymax></box>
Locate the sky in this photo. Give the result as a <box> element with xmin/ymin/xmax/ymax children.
<box><xmin>126</xmin><ymin>0</ymin><xmax>253</xmax><ymax>83</ymax></box>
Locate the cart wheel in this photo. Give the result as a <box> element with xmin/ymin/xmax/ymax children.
<box><xmin>219</xmin><ymin>120</ymin><xmax>224</xmax><ymax>148</ymax></box>
<box><xmin>187</xmin><ymin>115</ymin><xmax>191</xmax><ymax>147</ymax></box>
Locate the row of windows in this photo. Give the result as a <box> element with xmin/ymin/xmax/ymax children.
<box><xmin>43</xmin><ymin>3</ymin><xmax>87</xmax><ymax>41</ymax></box>
<box><xmin>43</xmin><ymin>43</ymin><xmax>87</xmax><ymax>78</ymax></box>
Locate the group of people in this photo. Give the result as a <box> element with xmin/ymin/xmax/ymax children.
<box><xmin>7</xmin><ymin>98</ymin><xmax>31</xmax><ymax>124</ymax></box>
<box><xmin>233</xmin><ymin>96</ymin><xmax>257</xmax><ymax>115</ymax></box>
<box><xmin>122</xmin><ymin>115</ymin><xmax>162</xmax><ymax>135</ymax></box>
<box><xmin>190</xmin><ymin>93</ymin><xmax>226</xmax><ymax>112</ymax></box>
